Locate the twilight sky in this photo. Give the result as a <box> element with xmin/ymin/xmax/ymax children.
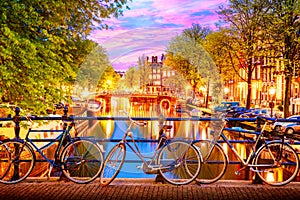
<box><xmin>89</xmin><ymin>0</ymin><xmax>228</xmax><ymax>71</ymax></box>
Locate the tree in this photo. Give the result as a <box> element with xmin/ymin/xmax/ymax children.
<box><xmin>165</xmin><ymin>33</ymin><xmax>221</xmax><ymax>106</ymax></box>
<box><xmin>263</xmin><ymin>0</ymin><xmax>300</xmax><ymax>117</ymax></box>
<box><xmin>205</xmin><ymin>29</ymin><xmax>237</xmax><ymax>80</ymax></box>
<box><xmin>183</xmin><ymin>23</ymin><xmax>211</xmax><ymax>44</ymax></box>
<box><xmin>0</xmin><ymin>0</ymin><xmax>131</xmax><ymax>114</ymax></box>
<box><xmin>75</xmin><ymin>45</ymin><xmax>119</xmax><ymax>94</ymax></box>
<box><xmin>97</xmin><ymin>66</ymin><xmax>120</xmax><ymax>92</ymax></box>
<box><xmin>217</xmin><ymin>0</ymin><xmax>272</xmax><ymax>109</ymax></box>
<box><xmin>164</xmin><ymin>49</ymin><xmax>202</xmax><ymax>98</ymax></box>
<box><xmin>123</xmin><ymin>66</ymin><xmax>140</xmax><ymax>92</ymax></box>
<box><xmin>204</xmin><ymin>29</ymin><xmax>240</xmax><ymax>104</ymax></box>
<box><xmin>137</xmin><ymin>55</ymin><xmax>151</xmax><ymax>93</ymax></box>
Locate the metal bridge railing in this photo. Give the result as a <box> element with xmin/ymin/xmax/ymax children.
<box><xmin>1</xmin><ymin>106</ymin><xmax>300</xmax><ymax>166</ymax></box>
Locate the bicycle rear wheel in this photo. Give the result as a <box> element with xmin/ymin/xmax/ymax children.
<box><xmin>0</xmin><ymin>140</ymin><xmax>35</xmax><ymax>184</ymax></box>
<box><xmin>157</xmin><ymin>140</ymin><xmax>201</xmax><ymax>185</ymax></box>
<box><xmin>193</xmin><ymin>140</ymin><xmax>228</xmax><ymax>184</ymax></box>
<box><xmin>254</xmin><ymin>141</ymin><xmax>299</xmax><ymax>186</ymax></box>
<box><xmin>100</xmin><ymin>143</ymin><xmax>126</xmax><ymax>187</ymax></box>
<box><xmin>61</xmin><ymin>139</ymin><xmax>104</xmax><ymax>184</ymax></box>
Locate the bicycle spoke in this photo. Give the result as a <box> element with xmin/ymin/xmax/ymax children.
<box><xmin>0</xmin><ymin>141</ymin><xmax>35</xmax><ymax>184</ymax></box>
<box><xmin>61</xmin><ymin>139</ymin><xmax>103</xmax><ymax>184</ymax></box>
<box><xmin>254</xmin><ymin>142</ymin><xmax>299</xmax><ymax>186</ymax></box>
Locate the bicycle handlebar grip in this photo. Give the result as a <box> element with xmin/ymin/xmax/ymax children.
<box><xmin>26</xmin><ymin>115</ymin><xmax>33</xmax><ymax>122</ymax></box>
<box><xmin>137</xmin><ymin>121</ymin><xmax>147</xmax><ymax>127</ymax></box>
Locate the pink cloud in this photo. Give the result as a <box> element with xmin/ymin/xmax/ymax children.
<box><xmin>89</xmin><ymin>0</ymin><xmax>228</xmax><ymax>70</ymax></box>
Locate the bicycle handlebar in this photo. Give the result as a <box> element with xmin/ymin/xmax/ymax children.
<box><xmin>26</xmin><ymin>115</ymin><xmax>34</xmax><ymax>129</ymax></box>
<box><xmin>255</xmin><ymin>116</ymin><xmax>276</xmax><ymax>124</ymax></box>
<box><xmin>120</xmin><ymin>110</ymin><xmax>148</xmax><ymax>127</ymax></box>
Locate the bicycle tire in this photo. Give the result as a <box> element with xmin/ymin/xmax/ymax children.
<box><xmin>0</xmin><ymin>140</ymin><xmax>35</xmax><ymax>184</ymax></box>
<box><xmin>61</xmin><ymin>139</ymin><xmax>104</xmax><ymax>184</ymax></box>
<box><xmin>0</xmin><ymin>142</ymin><xmax>11</xmax><ymax>180</ymax></box>
<box><xmin>254</xmin><ymin>141</ymin><xmax>299</xmax><ymax>186</ymax></box>
<box><xmin>157</xmin><ymin>140</ymin><xmax>201</xmax><ymax>185</ymax></box>
<box><xmin>193</xmin><ymin>140</ymin><xmax>228</xmax><ymax>184</ymax></box>
<box><xmin>100</xmin><ymin>143</ymin><xmax>126</xmax><ymax>187</ymax></box>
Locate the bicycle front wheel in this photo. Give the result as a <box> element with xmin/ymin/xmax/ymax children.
<box><xmin>157</xmin><ymin>140</ymin><xmax>201</xmax><ymax>185</ymax></box>
<box><xmin>254</xmin><ymin>141</ymin><xmax>299</xmax><ymax>186</ymax></box>
<box><xmin>99</xmin><ymin>143</ymin><xmax>126</xmax><ymax>187</ymax></box>
<box><xmin>193</xmin><ymin>140</ymin><xmax>228</xmax><ymax>184</ymax></box>
<box><xmin>0</xmin><ymin>140</ymin><xmax>35</xmax><ymax>184</ymax></box>
<box><xmin>61</xmin><ymin>139</ymin><xmax>104</xmax><ymax>184</ymax></box>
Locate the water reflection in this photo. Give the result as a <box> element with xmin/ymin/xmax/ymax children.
<box><xmin>92</xmin><ymin>97</ymin><xmax>226</xmax><ymax>177</ymax></box>
<box><xmin>93</xmin><ymin>97</ymin><xmax>272</xmax><ymax>180</ymax></box>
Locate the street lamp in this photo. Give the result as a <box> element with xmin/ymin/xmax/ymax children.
<box><xmin>269</xmin><ymin>87</ymin><xmax>276</xmax><ymax>117</ymax></box>
<box><xmin>224</xmin><ymin>87</ymin><xmax>229</xmax><ymax>100</ymax></box>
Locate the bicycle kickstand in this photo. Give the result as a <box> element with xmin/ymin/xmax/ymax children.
<box><xmin>47</xmin><ymin>165</ymin><xmax>54</xmax><ymax>180</ymax></box>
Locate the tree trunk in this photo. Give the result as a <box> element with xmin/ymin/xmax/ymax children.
<box><xmin>205</xmin><ymin>80</ymin><xmax>210</xmax><ymax>108</ymax></box>
<box><xmin>246</xmin><ymin>67</ymin><xmax>252</xmax><ymax>109</ymax></box>
<box><xmin>284</xmin><ymin>75</ymin><xmax>292</xmax><ymax>117</ymax></box>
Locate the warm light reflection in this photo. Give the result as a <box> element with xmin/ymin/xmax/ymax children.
<box><xmin>201</xmin><ymin>127</ymin><xmax>207</xmax><ymax>140</ymax></box>
<box><xmin>185</xmin><ymin>121</ymin><xmax>190</xmax><ymax>138</ymax></box>
<box><xmin>224</xmin><ymin>87</ymin><xmax>229</xmax><ymax>94</ymax></box>
<box><xmin>266</xmin><ymin>172</ymin><xmax>275</xmax><ymax>183</ymax></box>
<box><xmin>106</xmin><ymin>113</ymin><xmax>112</xmax><ymax>138</ymax></box>
<box><xmin>237</xmin><ymin>143</ymin><xmax>246</xmax><ymax>160</ymax></box>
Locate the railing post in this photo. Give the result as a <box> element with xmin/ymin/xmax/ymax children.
<box><xmin>12</xmin><ymin>107</ymin><xmax>21</xmax><ymax>139</ymax></box>
<box><xmin>12</xmin><ymin>107</ymin><xmax>21</xmax><ymax>180</ymax></box>
<box><xmin>62</xmin><ymin>105</ymin><xmax>69</xmax><ymax>130</ymax></box>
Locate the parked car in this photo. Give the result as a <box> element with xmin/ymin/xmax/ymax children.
<box><xmin>214</xmin><ymin>101</ymin><xmax>240</xmax><ymax>112</ymax></box>
<box><xmin>233</xmin><ymin>108</ymin><xmax>257</xmax><ymax>118</ymax></box>
<box><xmin>281</xmin><ymin>123</ymin><xmax>300</xmax><ymax>135</ymax></box>
<box><xmin>271</xmin><ymin>115</ymin><xmax>300</xmax><ymax>132</ymax></box>
<box><xmin>225</xmin><ymin>106</ymin><xmax>247</xmax><ymax>118</ymax></box>
<box><xmin>239</xmin><ymin>109</ymin><xmax>271</xmax><ymax>118</ymax></box>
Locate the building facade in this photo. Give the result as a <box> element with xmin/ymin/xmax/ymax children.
<box><xmin>229</xmin><ymin>55</ymin><xmax>299</xmax><ymax>115</ymax></box>
<box><xmin>146</xmin><ymin>54</ymin><xmax>176</xmax><ymax>95</ymax></box>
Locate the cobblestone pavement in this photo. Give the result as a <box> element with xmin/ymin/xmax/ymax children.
<box><xmin>0</xmin><ymin>178</ymin><xmax>300</xmax><ymax>200</ymax></box>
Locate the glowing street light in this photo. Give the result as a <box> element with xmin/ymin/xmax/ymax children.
<box><xmin>224</xmin><ymin>87</ymin><xmax>229</xmax><ymax>100</ymax></box>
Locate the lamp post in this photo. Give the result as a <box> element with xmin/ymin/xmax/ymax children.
<box><xmin>269</xmin><ymin>87</ymin><xmax>276</xmax><ymax>117</ymax></box>
<box><xmin>224</xmin><ymin>87</ymin><xmax>229</xmax><ymax>101</ymax></box>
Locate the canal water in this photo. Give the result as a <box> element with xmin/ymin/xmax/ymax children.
<box><xmin>90</xmin><ymin>97</ymin><xmax>252</xmax><ymax>180</ymax></box>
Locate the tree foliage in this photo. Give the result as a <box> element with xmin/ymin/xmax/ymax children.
<box><xmin>165</xmin><ymin>33</ymin><xmax>221</xmax><ymax>105</ymax></box>
<box><xmin>263</xmin><ymin>0</ymin><xmax>300</xmax><ymax>117</ymax></box>
<box><xmin>137</xmin><ymin>55</ymin><xmax>151</xmax><ymax>93</ymax></box>
<box><xmin>0</xmin><ymin>0</ymin><xmax>131</xmax><ymax>114</ymax></box>
<box><xmin>204</xmin><ymin>29</ymin><xmax>237</xmax><ymax>80</ymax></box>
<box><xmin>75</xmin><ymin>44</ymin><xmax>119</xmax><ymax>94</ymax></box>
<box><xmin>217</xmin><ymin>0</ymin><xmax>272</xmax><ymax>109</ymax></box>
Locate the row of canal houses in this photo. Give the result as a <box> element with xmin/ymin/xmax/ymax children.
<box><xmin>225</xmin><ymin>56</ymin><xmax>299</xmax><ymax>115</ymax></box>
<box><xmin>138</xmin><ymin>53</ymin><xmax>299</xmax><ymax>115</ymax></box>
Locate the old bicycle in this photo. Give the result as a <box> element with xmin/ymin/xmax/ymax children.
<box><xmin>99</xmin><ymin>112</ymin><xmax>202</xmax><ymax>186</ymax></box>
<box><xmin>193</xmin><ymin>116</ymin><xmax>299</xmax><ymax>186</ymax></box>
<box><xmin>0</xmin><ymin>107</ymin><xmax>104</xmax><ymax>184</ymax></box>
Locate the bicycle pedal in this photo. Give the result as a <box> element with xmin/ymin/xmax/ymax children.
<box><xmin>136</xmin><ymin>165</ymin><xmax>142</xmax><ymax>169</ymax></box>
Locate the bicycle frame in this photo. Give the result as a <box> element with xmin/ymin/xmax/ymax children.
<box><xmin>218</xmin><ymin>121</ymin><xmax>282</xmax><ymax>171</ymax></box>
<box><xmin>117</xmin><ymin>120</ymin><xmax>168</xmax><ymax>172</ymax></box>
<box><xmin>23</xmin><ymin>124</ymin><xmax>73</xmax><ymax>167</ymax></box>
